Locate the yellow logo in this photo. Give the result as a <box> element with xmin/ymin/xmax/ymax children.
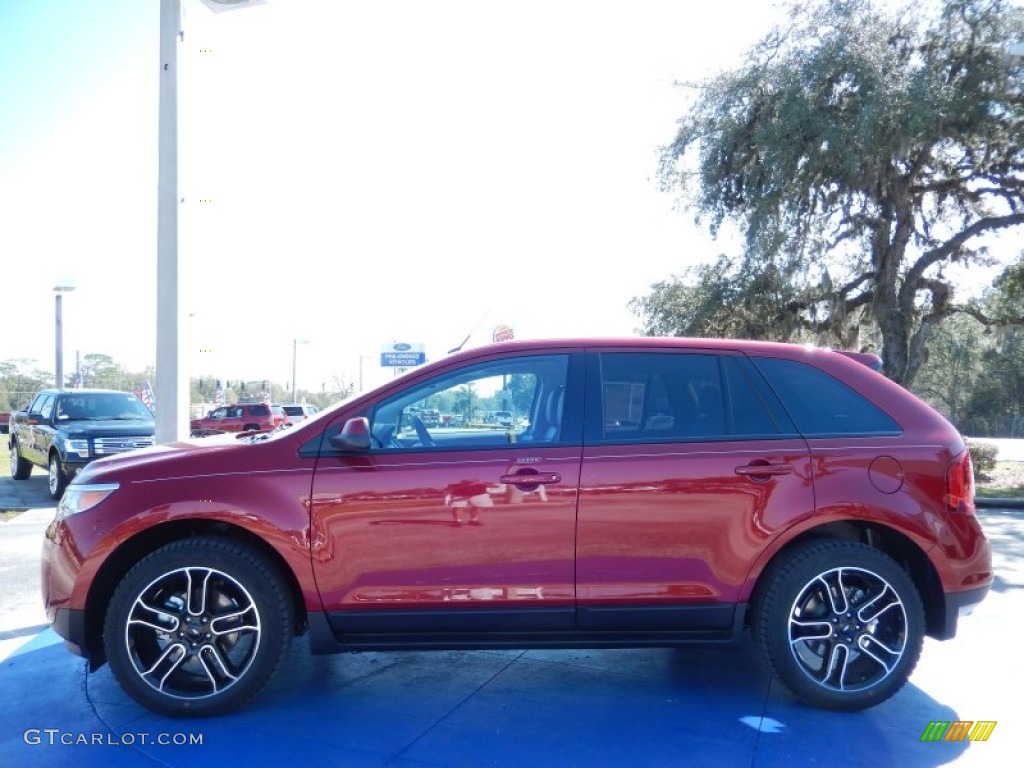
<box><xmin>921</xmin><ymin>721</ymin><xmax>996</xmax><ymax>742</ymax></box>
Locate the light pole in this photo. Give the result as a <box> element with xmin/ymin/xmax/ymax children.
<box><xmin>54</xmin><ymin>278</ymin><xmax>76</xmax><ymax>391</ymax></box>
<box><xmin>292</xmin><ymin>338</ymin><xmax>308</xmax><ymax>399</ymax></box>
<box><xmin>156</xmin><ymin>0</ymin><xmax>265</xmax><ymax>444</ymax></box>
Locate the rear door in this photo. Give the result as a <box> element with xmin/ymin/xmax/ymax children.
<box><xmin>576</xmin><ymin>349</ymin><xmax>814</xmax><ymax>631</ymax></box>
<box><xmin>310</xmin><ymin>350</ymin><xmax>584</xmax><ymax>634</ymax></box>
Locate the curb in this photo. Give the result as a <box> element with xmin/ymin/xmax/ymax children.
<box><xmin>976</xmin><ymin>497</ymin><xmax>1024</xmax><ymax>509</ymax></box>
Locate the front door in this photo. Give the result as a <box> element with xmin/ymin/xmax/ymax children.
<box><xmin>310</xmin><ymin>351</ymin><xmax>584</xmax><ymax>634</ymax></box>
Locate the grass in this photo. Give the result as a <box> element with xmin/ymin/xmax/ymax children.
<box><xmin>976</xmin><ymin>484</ymin><xmax>1024</xmax><ymax>499</ymax></box>
<box><xmin>975</xmin><ymin>461</ymin><xmax>1024</xmax><ymax>499</ymax></box>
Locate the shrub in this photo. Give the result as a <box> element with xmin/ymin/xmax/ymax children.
<box><xmin>967</xmin><ymin>441</ymin><xmax>998</xmax><ymax>482</ymax></box>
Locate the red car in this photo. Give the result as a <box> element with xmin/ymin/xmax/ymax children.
<box><xmin>42</xmin><ymin>338</ymin><xmax>991</xmax><ymax>717</ymax></box>
<box><xmin>189</xmin><ymin>403</ymin><xmax>287</xmax><ymax>434</ymax></box>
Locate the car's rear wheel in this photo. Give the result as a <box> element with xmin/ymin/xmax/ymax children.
<box><xmin>47</xmin><ymin>453</ymin><xmax>68</xmax><ymax>499</ymax></box>
<box><xmin>754</xmin><ymin>539</ymin><xmax>924</xmax><ymax>711</ymax></box>
<box><xmin>103</xmin><ymin>536</ymin><xmax>294</xmax><ymax>717</ymax></box>
<box><xmin>10</xmin><ymin>440</ymin><xmax>32</xmax><ymax>480</ymax></box>
<box><xmin>243</xmin><ymin>423</ymin><xmax>259</xmax><ymax>431</ymax></box>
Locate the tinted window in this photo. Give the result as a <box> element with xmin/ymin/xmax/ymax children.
<box><xmin>370</xmin><ymin>355</ymin><xmax>570</xmax><ymax>451</ymax></box>
<box><xmin>722</xmin><ymin>357</ymin><xmax>786</xmax><ymax>435</ymax></box>
<box><xmin>590</xmin><ymin>353</ymin><xmax>782</xmax><ymax>443</ymax></box>
<box><xmin>752</xmin><ymin>357</ymin><xmax>901</xmax><ymax>436</ymax></box>
<box><xmin>39</xmin><ymin>396</ymin><xmax>55</xmax><ymax>420</ymax></box>
<box><xmin>57</xmin><ymin>393</ymin><xmax>152</xmax><ymax>421</ymax></box>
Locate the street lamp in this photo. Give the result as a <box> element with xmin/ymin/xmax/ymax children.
<box><xmin>54</xmin><ymin>278</ymin><xmax>76</xmax><ymax>391</ymax></box>
<box><xmin>292</xmin><ymin>338</ymin><xmax>308</xmax><ymax>398</ymax></box>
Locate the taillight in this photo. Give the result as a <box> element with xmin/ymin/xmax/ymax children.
<box><xmin>946</xmin><ymin>449</ymin><xmax>975</xmax><ymax>514</ymax></box>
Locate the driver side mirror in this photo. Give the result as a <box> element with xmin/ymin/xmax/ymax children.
<box><xmin>329</xmin><ymin>417</ymin><xmax>371</xmax><ymax>452</ymax></box>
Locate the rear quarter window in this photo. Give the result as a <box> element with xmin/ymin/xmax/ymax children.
<box><xmin>751</xmin><ymin>357</ymin><xmax>901</xmax><ymax>437</ymax></box>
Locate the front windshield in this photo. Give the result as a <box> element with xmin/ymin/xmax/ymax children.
<box><xmin>56</xmin><ymin>393</ymin><xmax>153</xmax><ymax>421</ymax></box>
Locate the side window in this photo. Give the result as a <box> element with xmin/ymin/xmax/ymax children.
<box><xmin>722</xmin><ymin>357</ymin><xmax>785</xmax><ymax>436</ymax></box>
<box><xmin>752</xmin><ymin>357</ymin><xmax>901</xmax><ymax>436</ymax></box>
<box><xmin>28</xmin><ymin>395</ymin><xmax>46</xmax><ymax>415</ymax></box>
<box><xmin>211</xmin><ymin>408</ymin><xmax>227</xmax><ymax>419</ymax></box>
<box><xmin>39</xmin><ymin>396</ymin><xmax>56</xmax><ymax>420</ymax></box>
<box><xmin>591</xmin><ymin>353</ymin><xmax>783</xmax><ymax>444</ymax></box>
<box><xmin>370</xmin><ymin>355</ymin><xmax>570</xmax><ymax>451</ymax></box>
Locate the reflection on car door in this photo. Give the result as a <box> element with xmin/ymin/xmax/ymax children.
<box><xmin>310</xmin><ymin>351</ymin><xmax>585</xmax><ymax>635</ymax></box>
<box><xmin>576</xmin><ymin>349</ymin><xmax>814</xmax><ymax>632</ymax></box>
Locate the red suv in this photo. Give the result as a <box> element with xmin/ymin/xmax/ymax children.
<box><xmin>42</xmin><ymin>338</ymin><xmax>991</xmax><ymax>717</ymax></box>
<box><xmin>189</xmin><ymin>403</ymin><xmax>287</xmax><ymax>434</ymax></box>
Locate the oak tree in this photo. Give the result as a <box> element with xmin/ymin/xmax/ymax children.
<box><xmin>650</xmin><ymin>0</ymin><xmax>1024</xmax><ymax>384</ymax></box>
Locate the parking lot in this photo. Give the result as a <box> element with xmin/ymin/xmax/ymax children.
<box><xmin>1</xmin><ymin>473</ymin><xmax>1021</xmax><ymax>767</ymax></box>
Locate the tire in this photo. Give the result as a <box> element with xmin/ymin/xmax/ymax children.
<box><xmin>753</xmin><ymin>539</ymin><xmax>924</xmax><ymax>711</ymax></box>
<box><xmin>243</xmin><ymin>423</ymin><xmax>260</xmax><ymax>432</ymax></box>
<box><xmin>103</xmin><ymin>536</ymin><xmax>294</xmax><ymax>717</ymax></box>
<box><xmin>48</xmin><ymin>453</ymin><xmax>68</xmax><ymax>499</ymax></box>
<box><xmin>10</xmin><ymin>440</ymin><xmax>32</xmax><ymax>480</ymax></box>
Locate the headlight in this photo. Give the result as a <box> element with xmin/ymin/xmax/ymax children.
<box><xmin>57</xmin><ymin>483</ymin><xmax>119</xmax><ymax>519</ymax></box>
<box><xmin>65</xmin><ymin>439</ymin><xmax>91</xmax><ymax>457</ymax></box>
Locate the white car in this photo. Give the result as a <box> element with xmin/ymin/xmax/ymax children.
<box><xmin>279</xmin><ymin>403</ymin><xmax>319</xmax><ymax>426</ymax></box>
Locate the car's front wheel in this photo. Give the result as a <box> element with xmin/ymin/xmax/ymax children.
<box><xmin>47</xmin><ymin>453</ymin><xmax>68</xmax><ymax>499</ymax></box>
<box><xmin>754</xmin><ymin>539</ymin><xmax>924</xmax><ymax>711</ymax></box>
<box><xmin>103</xmin><ymin>536</ymin><xmax>294</xmax><ymax>717</ymax></box>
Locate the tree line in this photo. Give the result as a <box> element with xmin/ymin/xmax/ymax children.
<box><xmin>0</xmin><ymin>353</ymin><xmax>353</xmax><ymax>414</ymax></box>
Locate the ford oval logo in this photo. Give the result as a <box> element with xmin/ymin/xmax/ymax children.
<box><xmin>393</xmin><ymin>343</ymin><xmax>412</xmax><ymax>351</ymax></box>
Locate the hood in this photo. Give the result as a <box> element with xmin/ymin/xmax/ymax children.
<box><xmin>72</xmin><ymin>431</ymin><xmax>254</xmax><ymax>485</ymax></box>
<box><xmin>59</xmin><ymin>419</ymin><xmax>155</xmax><ymax>438</ymax></box>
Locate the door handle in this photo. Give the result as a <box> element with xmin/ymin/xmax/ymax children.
<box><xmin>500</xmin><ymin>472</ymin><xmax>561</xmax><ymax>485</ymax></box>
<box><xmin>734</xmin><ymin>463</ymin><xmax>792</xmax><ymax>478</ymax></box>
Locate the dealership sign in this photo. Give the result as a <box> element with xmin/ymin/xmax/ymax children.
<box><xmin>380</xmin><ymin>342</ymin><xmax>426</xmax><ymax>367</ymax></box>
<box><xmin>492</xmin><ymin>325</ymin><xmax>514</xmax><ymax>343</ymax></box>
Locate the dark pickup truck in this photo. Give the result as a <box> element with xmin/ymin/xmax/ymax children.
<box><xmin>8</xmin><ymin>389</ymin><xmax>155</xmax><ymax>500</ymax></box>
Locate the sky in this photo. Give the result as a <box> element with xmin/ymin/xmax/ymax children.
<box><xmin>0</xmin><ymin>0</ymin><xmax>1018</xmax><ymax>397</ymax></box>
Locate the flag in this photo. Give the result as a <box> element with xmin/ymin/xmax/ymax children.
<box><xmin>215</xmin><ymin>380</ymin><xmax>224</xmax><ymax>407</ymax></box>
<box><xmin>141</xmin><ymin>380</ymin><xmax>156</xmax><ymax>413</ymax></box>
<box><xmin>74</xmin><ymin>369</ymin><xmax>83</xmax><ymax>389</ymax></box>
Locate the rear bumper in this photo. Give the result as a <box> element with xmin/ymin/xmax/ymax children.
<box><xmin>939</xmin><ymin>584</ymin><xmax>990</xmax><ymax>640</ymax></box>
<box><xmin>50</xmin><ymin>607</ymin><xmax>88</xmax><ymax>659</ymax></box>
